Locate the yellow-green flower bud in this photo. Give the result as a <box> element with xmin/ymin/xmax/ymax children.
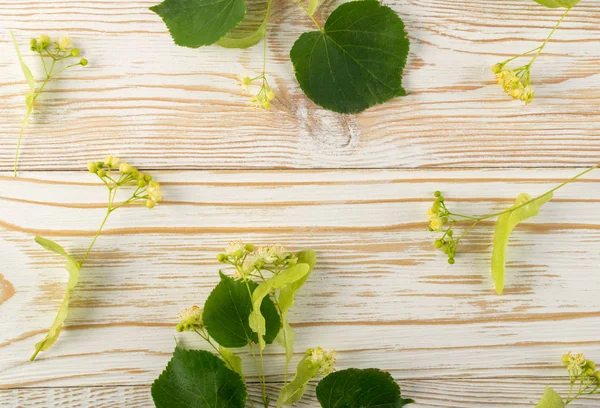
<box><xmin>144</xmin><ymin>174</ymin><xmax>152</xmax><ymax>182</ymax></box>
<box><xmin>217</xmin><ymin>254</ymin><xmax>228</xmax><ymax>262</ymax></box>
<box><xmin>492</xmin><ymin>63</ymin><xmax>503</xmax><ymax>74</ymax></box>
<box><xmin>448</xmin><ymin>258</ymin><xmax>455</xmax><ymax>265</ymax></box>
<box><xmin>87</xmin><ymin>161</ymin><xmax>97</xmax><ymax>173</ymax></box>
<box><xmin>104</xmin><ymin>155</ymin><xmax>114</xmax><ymax>167</ymax></box>
<box><xmin>586</xmin><ymin>367</ymin><xmax>594</xmax><ymax>376</ymax></box>
<box><xmin>145</xmin><ymin>199</ymin><xmax>155</xmax><ymax>209</ymax></box>
<box><xmin>30</xmin><ymin>38</ymin><xmax>37</xmax><ymax>47</ymax></box>
<box><xmin>97</xmin><ymin>169</ymin><xmax>106</xmax><ymax>178</ymax></box>
<box><xmin>138</xmin><ymin>179</ymin><xmax>147</xmax><ymax>188</ymax></box>
<box><xmin>71</xmin><ymin>48</ymin><xmax>80</xmax><ymax>57</ymax></box>
<box><xmin>119</xmin><ymin>162</ymin><xmax>131</xmax><ymax>174</ymax></box>
<box><xmin>562</xmin><ymin>354</ymin><xmax>571</xmax><ymax>366</ymax></box>
<box><xmin>245</xmin><ymin>243</ymin><xmax>255</xmax><ymax>252</ymax></box>
<box><xmin>80</xmin><ymin>58</ymin><xmax>88</xmax><ymax>66</ymax></box>
<box><xmin>96</xmin><ymin>161</ymin><xmax>103</xmax><ymax>169</ymax></box>
<box><xmin>594</xmin><ymin>371</ymin><xmax>600</xmax><ymax>382</ymax></box>
<box><xmin>39</xmin><ymin>34</ymin><xmax>50</xmax><ymax>48</ymax></box>
<box><xmin>266</xmin><ymin>90</ymin><xmax>275</xmax><ymax>101</ymax></box>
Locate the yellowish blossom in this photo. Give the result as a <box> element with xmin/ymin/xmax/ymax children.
<box><xmin>58</xmin><ymin>36</ymin><xmax>72</xmax><ymax>50</ymax></box>
<box><xmin>176</xmin><ymin>305</ymin><xmax>204</xmax><ymax>332</ymax></box>
<box><xmin>146</xmin><ymin>180</ymin><xmax>163</xmax><ymax>203</ymax></box>
<box><xmin>307</xmin><ymin>347</ymin><xmax>337</xmax><ymax>376</ymax></box>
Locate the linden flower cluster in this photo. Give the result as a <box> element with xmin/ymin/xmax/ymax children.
<box><xmin>87</xmin><ymin>155</ymin><xmax>163</xmax><ymax>209</ymax></box>
<box><xmin>307</xmin><ymin>347</ymin><xmax>337</xmax><ymax>376</ymax></box>
<box><xmin>492</xmin><ymin>64</ymin><xmax>534</xmax><ymax>104</ymax></box>
<box><xmin>29</xmin><ymin>34</ymin><xmax>88</xmax><ymax>67</ymax></box>
<box><xmin>235</xmin><ymin>74</ymin><xmax>276</xmax><ymax>110</ymax></box>
<box><xmin>218</xmin><ymin>241</ymin><xmax>297</xmax><ymax>279</ymax></box>
<box><xmin>176</xmin><ymin>305</ymin><xmax>204</xmax><ymax>332</ymax></box>
<box><xmin>427</xmin><ymin>191</ymin><xmax>457</xmax><ymax>264</ymax></box>
<box><xmin>559</xmin><ymin>352</ymin><xmax>600</xmax><ymax>403</ymax></box>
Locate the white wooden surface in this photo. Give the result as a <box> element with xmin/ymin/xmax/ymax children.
<box><xmin>1</xmin><ymin>0</ymin><xmax>600</xmax><ymax>407</ymax></box>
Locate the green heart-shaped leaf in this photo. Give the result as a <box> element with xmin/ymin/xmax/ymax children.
<box><xmin>290</xmin><ymin>0</ymin><xmax>409</xmax><ymax>113</ymax></box>
<box><xmin>533</xmin><ymin>0</ymin><xmax>581</xmax><ymax>8</ymax></box>
<box><xmin>150</xmin><ymin>0</ymin><xmax>246</xmax><ymax>48</ymax></box>
<box><xmin>316</xmin><ymin>368</ymin><xmax>414</xmax><ymax>408</ymax></box>
<box><xmin>203</xmin><ymin>272</ymin><xmax>280</xmax><ymax>348</ymax></box>
<box><xmin>151</xmin><ymin>347</ymin><xmax>247</xmax><ymax>408</ymax></box>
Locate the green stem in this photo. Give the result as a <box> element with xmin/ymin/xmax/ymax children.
<box><xmin>13</xmin><ymin>60</ymin><xmax>56</xmax><ymax>177</ymax></box>
<box><xmin>526</xmin><ymin>7</ymin><xmax>571</xmax><ymax>69</ymax></box>
<box><xmin>501</xmin><ymin>45</ymin><xmax>543</xmax><ymax>65</ymax></box>
<box><xmin>81</xmin><ymin>190</ymin><xmax>113</xmax><ymax>266</ymax></box>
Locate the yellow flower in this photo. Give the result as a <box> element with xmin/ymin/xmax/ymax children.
<box><xmin>307</xmin><ymin>347</ymin><xmax>337</xmax><ymax>376</ymax></box>
<box><xmin>147</xmin><ymin>180</ymin><xmax>163</xmax><ymax>203</ymax></box>
<box><xmin>176</xmin><ymin>306</ymin><xmax>204</xmax><ymax>332</ymax></box>
<box><xmin>225</xmin><ymin>240</ymin><xmax>246</xmax><ymax>257</ymax></box>
<box><xmin>235</xmin><ymin>74</ymin><xmax>253</xmax><ymax>94</ymax></box>
<box><xmin>429</xmin><ymin>216</ymin><xmax>443</xmax><ymax>231</ymax></box>
<box><xmin>58</xmin><ymin>36</ymin><xmax>72</xmax><ymax>50</ymax></box>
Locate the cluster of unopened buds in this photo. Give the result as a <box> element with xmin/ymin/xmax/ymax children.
<box><xmin>29</xmin><ymin>34</ymin><xmax>87</xmax><ymax>67</ymax></box>
<box><xmin>492</xmin><ymin>63</ymin><xmax>534</xmax><ymax>104</ymax></box>
<box><xmin>427</xmin><ymin>191</ymin><xmax>457</xmax><ymax>264</ymax></box>
<box><xmin>87</xmin><ymin>155</ymin><xmax>163</xmax><ymax>209</ymax></box>
<box><xmin>217</xmin><ymin>240</ymin><xmax>297</xmax><ymax>279</ymax></box>
<box><xmin>236</xmin><ymin>74</ymin><xmax>276</xmax><ymax>110</ymax></box>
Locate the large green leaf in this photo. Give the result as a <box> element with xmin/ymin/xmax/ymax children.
<box><xmin>150</xmin><ymin>0</ymin><xmax>246</xmax><ymax>48</ymax></box>
<box><xmin>217</xmin><ymin>0</ymin><xmax>270</xmax><ymax>49</ymax></box>
<box><xmin>290</xmin><ymin>0</ymin><xmax>409</xmax><ymax>114</ymax></box>
<box><xmin>276</xmin><ymin>354</ymin><xmax>319</xmax><ymax>408</ymax></box>
<box><xmin>203</xmin><ymin>272</ymin><xmax>280</xmax><ymax>348</ymax></box>
<box><xmin>491</xmin><ymin>193</ymin><xmax>553</xmax><ymax>295</ymax></box>
<box><xmin>249</xmin><ymin>263</ymin><xmax>310</xmax><ymax>350</ymax></box>
<box><xmin>535</xmin><ymin>387</ymin><xmax>565</xmax><ymax>408</ymax></box>
<box><xmin>533</xmin><ymin>0</ymin><xmax>580</xmax><ymax>8</ymax></box>
<box><xmin>316</xmin><ymin>368</ymin><xmax>414</xmax><ymax>408</ymax></box>
<box><xmin>31</xmin><ymin>237</ymin><xmax>81</xmax><ymax>361</ymax></box>
<box><xmin>276</xmin><ymin>251</ymin><xmax>317</xmax><ymax>370</ymax></box>
<box><xmin>151</xmin><ymin>347</ymin><xmax>247</xmax><ymax>408</ymax></box>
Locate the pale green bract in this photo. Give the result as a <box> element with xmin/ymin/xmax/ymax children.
<box><xmin>219</xmin><ymin>345</ymin><xmax>244</xmax><ymax>377</ymax></box>
<box><xmin>11</xmin><ymin>31</ymin><xmax>35</xmax><ymax>146</ymax></box>
<box><xmin>276</xmin><ymin>250</ymin><xmax>316</xmax><ymax>372</ymax></box>
<box><xmin>535</xmin><ymin>387</ymin><xmax>565</xmax><ymax>408</ymax></box>
<box><xmin>276</xmin><ymin>354</ymin><xmax>319</xmax><ymax>408</ymax></box>
<box><xmin>491</xmin><ymin>193</ymin><xmax>553</xmax><ymax>294</ymax></box>
<box><xmin>217</xmin><ymin>0</ymin><xmax>271</xmax><ymax>49</ymax></box>
<box><xmin>31</xmin><ymin>237</ymin><xmax>81</xmax><ymax>361</ymax></box>
<box><xmin>249</xmin><ymin>263</ymin><xmax>310</xmax><ymax>350</ymax></box>
<box><xmin>533</xmin><ymin>0</ymin><xmax>581</xmax><ymax>8</ymax></box>
<box><xmin>307</xmin><ymin>0</ymin><xmax>319</xmax><ymax>16</ymax></box>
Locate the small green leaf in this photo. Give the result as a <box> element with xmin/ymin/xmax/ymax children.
<box><xmin>276</xmin><ymin>354</ymin><xmax>320</xmax><ymax>408</ymax></box>
<box><xmin>31</xmin><ymin>237</ymin><xmax>81</xmax><ymax>361</ymax></box>
<box><xmin>290</xmin><ymin>0</ymin><xmax>409</xmax><ymax>113</ymax></box>
<box><xmin>535</xmin><ymin>387</ymin><xmax>565</xmax><ymax>408</ymax></box>
<box><xmin>249</xmin><ymin>263</ymin><xmax>310</xmax><ymax>350</ymax></box>
<box><xmin>491</xmin><ymin>193</ymin><xmax>553</xmax><ymax>294</ymax></box>
<box><xmin>150</xmin><ymin>0</ymin><xmax>246</xmax><ymax>48</ymax></box>
<box><xmin>203</xmin><ymin>272</ymin><xmax>280</xmax><ymax>348</ymax></box>
<box><xmin>316</xmin><ymin>368</ymin><xmax>414</xmax><ymax>408</ymax></box>
<box><xmin>219</xmin><ymin>345</ymin><xmax>243</xmax><ymax>377</ymax></box>
<box><xmin>276</xmin><ymin>250</ymin><xmax>317</xmax><ymax>369</ymax></box>
<box><xmin>151</xmin><ymin>347</ymin><xmax>247</xmax><ymax>408</ymax></box>
<box><xmin>11</xmin><ymin>31</ymin><xmax>35</xmax><ymax>93</ymax></box>
<box><xmin>533</xmin><ymin>0</ymin><xmax>580</xmax><ymax>8</ymax></box>
<box><xmin>217</xmin><ymin>0</ymin><xmax>270</xmax><ymax>49</ymax></box>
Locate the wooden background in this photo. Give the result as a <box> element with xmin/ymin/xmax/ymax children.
<box><xmin>1</xmin><ymin>0</ymin><xmax>600</xmax><ymax>407</ymax></box>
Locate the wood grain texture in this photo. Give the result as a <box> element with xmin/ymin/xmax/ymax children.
<box><xmin>1</xmin><ymin>1</ymin><xmax>600</xmax><ymax>170</ymax></box>
<box><xmin>1</xmin><ymin>379</ymin><xmax>599</xmax><ymax>407</ymax></box>
<box><xmin>1</xmin><ymin>169</ymin><xmax>599</xmax><ymax>408</ymax></box>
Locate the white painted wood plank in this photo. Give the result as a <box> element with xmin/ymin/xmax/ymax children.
<box><xmin>1</xmin><ymin>379</ymin><xmax>598</xmax><ymax>407</ymax></box>
<box><xmin>1</xmin><ymin>169</ymin><xmax>599</xmax><ymax>390</ymax></box>
<box><xmin>1</xmin><ymin>1</ymin><xmax>599</xmax><ymax>170</ymax></box>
